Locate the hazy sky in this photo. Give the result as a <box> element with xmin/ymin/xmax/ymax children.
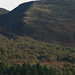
<box><xmin>0</xmin><ymin>0</ymin><xmax>37</xmax><ymax>11</ymax></box>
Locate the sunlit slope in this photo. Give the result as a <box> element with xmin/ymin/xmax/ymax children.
<box><xmin>23</xmin><ymin>0</ymin><xmax>75</xmax><ymax>44</ymax></box>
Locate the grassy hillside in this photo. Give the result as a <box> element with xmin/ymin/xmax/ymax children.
<box><xmin>23</xmin><ymin>0</ymin><xmax>75</xmax><ymax>46</ymax></box>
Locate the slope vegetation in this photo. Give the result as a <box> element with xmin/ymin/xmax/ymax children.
<box><xmin>0</xmin><ymin>34</ymin><xmax>75</xmax><ymax>63</ymax></box>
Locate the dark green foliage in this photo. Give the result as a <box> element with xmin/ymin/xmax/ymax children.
<box><xmin>31</xmin><ymin>65</ymin><xmax>38</xmax><ymax>75</ymax></box>
<box><xmin>0</xmin><ymin>62</ymin><xmax>74</xmax><ymax>75</ymax></box>
<box><xmin>0</xmin><ymin>62</ymin><xmax>56</xmax><ymax>75</ymax></box>
<box><xmin>0</xmin><ymin>63</ymin><xmax>8</xmax><ymax>75</ymax></box>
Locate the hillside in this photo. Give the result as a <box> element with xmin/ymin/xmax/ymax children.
<box><xmin>23</xmin><ymin>0</ymin><xmax>75</xmax><ymax>46</ymax></box>
<box><xmin>0</xmin><ymin>1</ymin><xmax>75</xmax><ymax>75</ymax></box>
<box><xmin>0</xmin><ymin>1</ymin><xmax>35</xmax><ymax>34</ymax></box>
<box><xmin>0</xmin><ymin>34</ymin><xmax>75</xmax><ymax>64</ymax></box>
<box><xmin>0</xmin><ymin>0</ymin><xmax>75</xmax><ymax>46</ymax></box>
<box><xmin>0</xmin><ymin>0</ymin><xmax>75</xmax><ymax>63</ymax></box>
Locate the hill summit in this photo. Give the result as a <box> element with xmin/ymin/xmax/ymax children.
<box><xmin>0</xmin><ymin>8</ymin><xmax>9</xmax><ymax>14</ymax></box>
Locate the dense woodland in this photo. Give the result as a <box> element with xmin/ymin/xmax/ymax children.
<box><xmin>0</xmin><ymin>34</ymin><xmax>75</xmax><ymax>75</ymax></box>
<box><xmin>0</xmin><ymin>62</ymin><xmax>57</xmax><ymax>75</ymax></box>
<box><xmin>0</xmin><ymin>62</ymin><xmax>75</xmax><ymax>75</ymax></box>
<box><xmin>0</xmin><ymin>34</ymin><xmax>75</xmax><ymax>63</ymax></box>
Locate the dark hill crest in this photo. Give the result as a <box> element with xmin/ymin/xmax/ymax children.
<box><xmin>0</xmin><ymin>8</ymin><xmax>9</xmax><ymax>14</ymax></box>
<box><xmin>0</xmin><ymin>1</ymin><xmax>36</xmax><ymax>34</ymax></box>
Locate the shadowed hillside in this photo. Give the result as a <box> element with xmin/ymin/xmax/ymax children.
<box><xmin>0</xmin><ymin>1</ymin><xmax>35</xmax><ymax>34</ymax></box>
<box><xmin>0</xmin><ymin>0</ymin><xmax>75</xmax><ymax>46</ymax></box>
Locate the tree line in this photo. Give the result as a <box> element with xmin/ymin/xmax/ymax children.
<box><xmin>0</xmin><ymin>62</ymin><xmax>56</xmax><ymax>75</ymax></box>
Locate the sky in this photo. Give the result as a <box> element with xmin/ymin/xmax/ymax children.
<box><xmin>0</xmin><ymin>0</ymin><xmax>37</xmax><ymax>11</ymax></box>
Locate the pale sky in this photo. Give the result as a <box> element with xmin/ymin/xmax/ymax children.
<box><xmin>0</xmin><ymin>0</ymin><xmax>37</xmax><ymax>11</ymax></box>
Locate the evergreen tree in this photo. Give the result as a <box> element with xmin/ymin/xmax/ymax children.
<box><xmin>49</xmin><ymin>67</ymin><xmax>56</xmax><ymax>75</ymax></box>
<box><xmin>32</xmin><ymin>65</ymin><xmax>38</xmax><ymax>75</ymax></box>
